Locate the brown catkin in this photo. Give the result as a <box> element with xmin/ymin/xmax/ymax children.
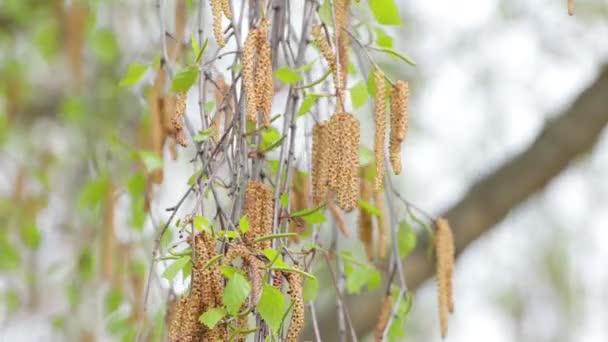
<box><xmin>312</xmin><ymin>24</ymin><xmax>336</xmax><ymax>78</ymax></box>
<box><xmin>375</xmin><ymin>294</ymin><xmax>393</xmax><ymax>342</ymax></box>
<box><xmin>373</xmin><ymin>189</ymin><xmax>388</xmax><ymax>259</ymax></box>
<box><xmin>335</xmin><ymin>0</ymin><xmax>350</xmax><ymax>88</ymax></box>
<box><xmin>212</xmin><ymin>76</ymin><xmax>228</xmax><ymax>141</ymax></box>
<box><xmin>389</xmin><ymin>80</ymin><xmax>409</xmax><ymax>175</ymax></box>
<box><xmin>210</xmin><ymin>0</ymin><xmax>225</xmax><ymax>47</ymax></box>
<box><xmin>285</xmin><ymin>271</ymin><xmax>304</xmax><ymax>342</ymax></box>
<box><xmin>243</xmin><ymin>180</ymin><xmax>274</xmax><ymax>250</ymax></box>
<box><xmin>312</xmin><ymin>122</ymin><xmax>331</xmax><ymax>206</ymax></box>
<box><xmin>568</xmin><ymin>0</ymin><xmax>575</xmax><ymax>15</ymax></box>
<box><xmin>328</xmin><ymin>113</ymin><xmax>360</xmax><ymax>211</ymax></box>
<box><xmin>172</xmin><ymin>92</ymin><xmax>188</xmax><ymax>147</ymax></box>
<box><xmin>359</xmin><ymin>176</ymin><xmax>374</xmax><ymax>259</ymax></box>
<box><xmin>221</xmin><ymin>0</ymin><xmax>232</xmax><ymax>19</ymax></box>
<box><xmin>255</xmin><ymin>18</ymin><xmax>273</xmax><ymax>126</ymax></box>
<box><xmin>242</xmin><ymin>28</ymin><xmax>259</xmax><ymax>122</ymax></box>
<box><xmin>373</xmin><ymin>69</ymin><xmax>386</xmax><ymax>192</ymax></box>
<box><xmin>435</xmin><ymin>217</ymin><xmax>455</xmax><ymax>338</ymax></box>
<box><xmin>289</xmin><ymin>172</ymin><xmax>310</xmax><ymax>240</ymax></box>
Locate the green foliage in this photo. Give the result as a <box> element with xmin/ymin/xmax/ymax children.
<box><xmin>374</xmin><ymin>47</ymin><xmax>416</xmax><ymax>66</ymax></box>
<box><xmin>104</xmin><ymin>288</ymin><xmax>124</xmax><ymax>314</ymax></box>
<box><xmin>297</xmin><ymin>93</ymin><xmax>320</xmax><ymax>117</ymax></box>
<box><xmin>239</xmin><ymin>215</ymin><xmax>250</xmax><ymax>234</ymax></box>
<box><xmin>369</xmin><ymin>0</ymin><xmax>403</xmax><ymax>26</ymax></box>
<box><xmin>258</xmin><ymin>284</ymin><xmax>286</xmax><ymax>334</ymax></box>
<box><xmin>199</xmin><ymin>307</ymin><xmax>227</xmax><ymax>329</ymax></box>
<box><xmin>374</xmin><ymin>27</ymin><xmax>394</xmax><ymax>48</ymax></box>
<box><xmin>137</xmin><ymin>150</ymin><xmax>163</xmax><ymax>172</ymax></box>
<box><xmin>345</xmin><ymin>264</ymin><xmax>381</xmax><ymax>294</ymax></box>
<box><xmin>275</xmin><ymin>67</ymin><xmax>302</xmax><ymax>84</ymax></box>
<box><xmin>358</xmin><ymin>200</ymin><xmax>381</xmax><ymax>216</ymax></box>
<box><xmin>92</xmin><ymin>28</ymin><xmax>119</xmax><ymax>63</ymax></box>
<box><xmin>193</xmin><ymin>216</ymin><xmax>210</xmax><ymax>232</ymax></box>
<box><xmin>171</xmin><ymin>66</ymin><xmax>199</xmax><ymax>92</ymax></box>
<box><xmin>223</xmin><ymin>273</ymin><xmax>251</xmax><ymax>315</ymax></box>
<box><xmin>303</xmin><ymin>276</ymin><xmax>319</xmax><ymax>302</ymax></box>
<box><xmin>78</xmin><ymin>176</ymin><xmax>109</xmax><ymax>209</ymax></box>
<box><xmin>20</xmin><ymin>223</ymin><xmax>41</xmax><ymax>250</ymax></box>
<box><xmin>398</xmin><ymin>220</ymin><xmax>417</xmax><ymax>258</ymax></box>
<box><xmin>290</xmin><ymin>204</ymin><xmax>326</xmax><ymax>224</ymax></box>
<box><xmin>119</xmin><ymin>63</ymin><xmax>148</xmax><ymax>87</ymax></box>
<box><xmin>350</xmin><ymin>81</ymin><xmax>369</xmax><ymax>109</ymax></box>
<box><xmin>162</xmin><ymin>255</ymin><xmax>192</xmax><ymax>282</ymax></box>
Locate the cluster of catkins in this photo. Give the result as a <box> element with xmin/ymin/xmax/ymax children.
<box><xmin>242</xmin><ymin>18</ymin><xmax>273</xmax><ymax>126</ymax></box>
<box><xmin>167</xmin><ymin>180</ymin><xmax>305</xmax><ymax>341</ymax></box>
<box><xmin>209</xmin><ymin>0</ymin><xmax>232</xmax><ymax>48</ymax></box>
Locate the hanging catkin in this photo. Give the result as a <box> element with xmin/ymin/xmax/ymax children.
<box><xmin>435</xmin><ymin>217</ymin><xmax>455</xmax><ymax>338</ymax></box>
<box><xmin>389</xmin><ymin>80</ymin><xmax>409</xmax><ymax>174</ymax></box>
<box><xmin>221</xmin><ymin>0</ymin><xmax>232</xmax><ymax>19</ymax></box>
<box><xmin>242</xmin><ymin>28</ymin><xmax>259</xmax><ymax>122</ymax></box>
<box><xmin>312</xmin><ymin>121</ymin><xmax>330</xmax><ymax>205</ymax></box>
<box><xmin>171</xmin><ymin>92</ymin><xmax>188</xmax><ymax>147</ymax></box>
<box><xmin>359</xmin><ymin>175</ymin><xmax>374</xmax><ymax>259</ymax></box>
<box><xmin>255</xmin><ymin>18</ymin><xmax>273</xmax><ymax>126</ymax></box>
<box><xmin>373</xmin><ymin>69</ymin><xmax>386</xmax><ymax>192</ymax></box>
<box><xmin>375</xmin><ymin>294</ymin><xmax>393</xmax><ymax>342</ymax></box>
<box><xmin>373</xmin><ymin>189</ymin><xmax>387</xmax><ymax>259</ymax></box>
<box><xmin>210</xmin><ymin>0</ymin><xmax>225</xmax><ymax>47</ymax></box>
<box><xmin>285</xmin><ymin>270</ymin><xmax>304</xmax><ymax>342</ymax></box>
<box><xmin>312</xmin><ymin>24</ymin><xmax>337</xmax><ymax>79</ymax></box>
<box><xmin>243</xmin><ymin>180</ymin><xmax>273</xmax><ymax>250</ymax></box>
<box><xmin>328</xmin><ymin>113</ymin><xmax>360</xmax><ymax>211</ymax></box>
<box><xmin>335</xmin><ymin>0</ymin><xmax>351</xmax><ymax>88</ymax></box>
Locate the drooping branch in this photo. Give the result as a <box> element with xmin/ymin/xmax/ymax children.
<box><xmin>307</xmin><ymin>65</ymin><xmax>608</xmax><ymax>340</ymax></box>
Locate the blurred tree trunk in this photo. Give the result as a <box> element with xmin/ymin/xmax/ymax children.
<box><xmin>307</xmin><ymin>65</ymin><xmax>608</xmax><ymax>340</ymax></box>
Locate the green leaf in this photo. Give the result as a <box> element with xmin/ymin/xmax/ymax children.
<box><xmin>291</xmin><ymin>204</ymin><xmax>326</xmax><ymax>224</ymax></box>
<box><xmin>262</xmin><ymin>248</ymin><xmax>289</xmax><ymax>268</ymax></box>
<box><xmin>303</xmin><ymin>276</ymin><xmax>319</xmax><ymax>302</ymax></box>
<box><xmin>374</xmin><ymin>47</ymin><xmax>416</xmax><ymax>66</ymax></box>
<box><xmin>162</xmin><ymin>256</ymin><xmax>191</xmax><ymax>282</ymax></box>
<box><xmin>258</xmin><ymin>284</ymin><xmax>285</xmax><ymax>333</ymax></box>
<box><xmin>398</xmin><ymin>221</ymin><xmax>417</xmax><ymax>258</ymax></box>
<box><xmin>119</xmin><ymin>63</ymin><xmax>148</xmax><ymax>87</ymax></box>
<box><xmin>92</xmin><ymin>29</ymin><xmax>119</xmax><ymax>63</ymax></box>
<box><xmin>223</xmin><ymin>273</ymin><xmax>251</xmax><ymax>315</ymax></box>
<box><xmin>193</xmin><ymin>216</ymin><xmax>210</xmax><ymax>232</ymax></box>
<box><xmin>78</xmin><ymin>177</ymin><xmax>109</xmax><ymax>209</ymax></box>
<box><xmin>105</xmin><ymin>288</ymin><xmax>124</xmax><ymax>314</ymax></box>
<box><xmin>0</xmin><ymin>238</ymin><xmax>20</xmax><ymax>271</ymax></box>
<box><xmin>191</xmin><ymin>33</ymin><xmax>200</xmax><ymax>56</ymax></box>
<box><xmin>297</xmin><ymin>94</ymin><xmax>320</xmax><ymax>117</ymax></box>
<box><xmin>280</xmin><ymin>193</ymin><xmax>289</xmax><ymax>207</ymax></box>
<box><xmin>219</xmin><ymin>265</ymin><xmax>244</xmax><ymax>278</ymax></box>
<box><xmin>194</xmin><ymin>128</ymin><xmax>214</xmax><ymax>142</ymax></box>
<box><xmin>346</xmin><ymin>266</ymin><xmax>370</xmax><ymax>294</ymax></box>
<box><xmin>195</xmin><ymin>38</ymin><xmax>209</xmax><ymax>63</ymax></box>
<box><xmin>20</xmin><ymin>223</ymin><xmax>42</xmax><ymax>250</ymax></box>
<box><xmin>296</xmin><ymin>59</ymin><xmax>317</xmax><ymax>72</ymax></box>
<box><xmin>275</xmin><ymin>67</ymin><xmax>301</xmax><ymax>84</ymax></box>
<box><xmin>318</xmin><ymin>0</ymin><xmax>332</xmax><ymax>26</ymax></box>
<box><xmin>369</xmin><ymin>0</ymin><xmax>403</xmax><ymax>26</ymax></box>
<box><xmin>137</xmin><ymin>151</ymin><xmax>163</xmax><ymax>172</ymax></box>
<box><xmin>359</xmin><ymin>146</ymin><xmax>374</xmax><ymax>166</ymax></box>
<box><xmin>239</xmin><ymin>215</ymin><xmax>250</xmax><ymax>234</ymax></box>
<box><xmin>199</xmin><ymin>307</ymin><xmax>227</xmax><ymax>329</ymax></box>
<box><xmin>358</xmin><ymin>200</ymin><xmax>381</xmax><ymax>216</ymax></box>
<box><xmin>350</xmin><ymin>81</ymin><xmax>368</xmax><ymax>109</ymax></box>
<box><xmin>171</xmin><ymin>66</ymin><xmax>199</xmax><ymax>92</ymax></box>
<box><xmin>374</xmin><ymin>27</ymin><xmax>393</xmax><ymax>48</ymax></box>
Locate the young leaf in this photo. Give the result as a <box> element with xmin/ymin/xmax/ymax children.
<box><xmin>369</xmin><ymin>0</ymin><xmax>403</xmax><ymax>26</ymax></box>
<box><xmin>162</xmin><ymin>255</ymin><xmax>191</xmax><ymax>282</ymax></box>
<box><xmin>78</xmin><ymin>177</ymin><xmax>109</xmax><ymax>209</ymax></box>
<box><xmin>199</xmin><ymin>307</ymin><xmax>227</xmax><ymax>329</ymax></box>
<box><xmin>291</xmin><ymin>204</ymin><xmax>326</xmax><ymax>224</ymax></box>
<box><xmin>303</xmin><ymin>276</ymin><xmax>319</xmax><ymax>302</ymax></box>
<box><xmin>171</xmin><ymin>66</ymin><xmax>198</xmax><ymax>92</ymax></box>
<box><xmin>297</xmin><ymin>94</ymin><xmax>320</xmax><ymax>117</ymax></box>
<box><xmin>374</xmin><ymin>27</ymin><xmax>393</xmax><ymax>48</ymax></box>
<box><xmin>275</xmin><ymin>67</ymin><xmax>301</xmax><ymax>84</ymax></box>
<box><xmin>373</xmin><ymin>47</ymin><xmax>416</xmax><ymax>66</ymax></box>
<box><xmin>239</xmin><ymin>215</ymin><xmax>250</xmax><ymax>234</ymax></box>
<box><xmin>21</xmin><ymin>223</ymin><xmax>42</xmax><ymax>250</ymax></box>
<box><xmin>119</xmin><ymin>63</ymin><xmax>148</xmax><ymax>87</ymax></box>
<box><xmin>280</xmin><ymin>193</ymin><xmax>289</xmax><ymax>207</ymax></box>
<box><xmin>193</xmin><ymin>128</ymin><xmax>214</xmax><ymax>142</ymax></box>
<box><xmin>258</xmin><ymin>284</ymin><xmax>285</xmax><ymax>334</ymax></box>
<box><xmin>223</xmin><ymin>273</ymin><xmax>251</xmax><ymax>315</ymax></box>
<box><xmin>398</xmin><ymin>221</ymin><xmax>417</xmax><ymax>257</ymax></box>
<box><xmin>358</xmin><ymin>200</ymin><xmax>381</xmax><ymax>217</ymax></box>
<box><xmin>193</xmin><ymin>216</ymin><xmax>210</xmax><ymax>232</ymax></box>
<box><xmin>191</xmin><ymin>33</ymin><xmax>200</xmax><ymax>56</ymax></box>
<box><xmin>262</xmin><ymin>248</ymin><xmax>289</xmax><ymax>268</ymax></box>
<box><xmin>137</xmin><ymin>151</ymin><xmax>163</xmax><ymax>172</ymax></box>
<box><xmin>350</xmin><ymin>81</ymin><xmax>368</xmax><ymax>109</ymax></box>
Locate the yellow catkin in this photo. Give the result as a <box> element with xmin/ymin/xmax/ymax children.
<box><xmin>373</xmin><ymin>189</ymin><xmax>387</xmax><ymax>259</ymax></box>
<box><xmin>245</xmin><ymin>254</ymin><xmax>265</xmax><ymax>303</ymax></box>
<box><xmin>328</xmin><ymin>113</ymin><xmax>360</xmax><ymax>211</ymax></box>
<box><xmin>312</xmin><ymin>24</ymin><xmax>336</xmax><ymax>78</ymax></box>
<box><xmin>210</xmin><ymin>0</ymin><xmax>225</xmax><ymax>47</ymax></box>
<box><xmin>335</xmin><ymin>0</ymin><xmax>350</xmax><ymax>88</ymax></box>
<box><xmin>312</xmin><ymin>122</ymin><xmax>331</xmax><ymax>205</ymax></box>
<box><xmin>221</xmin><ymin>0</ymin><xmax>232</xmax><ymax>19</ymax></box>
<box><xmin>435</xmin><ymin>217</ymin><xmax>455</xmax><ymax>338</ymax></box>
<box><xmin>172</xmin><ymin>92</ymin><xmax>188</xmax><ymax>147</ymax></box>
<box><xmin>375</xmin><ymin>294</ymin><xmax>393</xmax><ymax>342</ymax></box>
<box><xmin>389</xmin><ymin>80</ymin><xmax>409</xmax><ymax>175</ymax></box>
<box><xmin>243</xmin><ymin>180</ymin><xmax>274</xmax><ymax>250</ymax></box>
<box><xmin>373</xmin><ymin>69</ymin><xmax>386</xmax><ymax>192</ymax></box>
<box><xmin>167</xmin><ymin>297</ymin><xmax>191</xmax><ymax>341</ymax></box>
<box><xmin>255</xmin><ymin>18</ymin><xmax>273</xmax><ymax>126</ymax></box>
<box><xmin>359</xmin><ymin>176</ymin><xmax>374</xmax><ymax>259</ymax></box>
<box><xmin>212</xmin><ymin>76</ymin><xmax>229</xmax><ymax>141</ymax></box>
<box><xmin>568</xmin><ymin>0</ymin><xmax>575</xmax><ymax>15</ymax></box>
<box><xmin>242</xmin><ymin>28</ymin><xmax>259</xmax><ymax>122</ymax></box>
<box><xmin>285</xmin><ymin>270</ymin><xmax>304</xmax><ymax>342</ymax></box>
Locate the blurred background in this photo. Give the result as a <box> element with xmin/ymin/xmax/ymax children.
<box><xmin>1</xmin><ymin>0</ymin><xmax>608</xmax><ymax>341</ymax></box>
